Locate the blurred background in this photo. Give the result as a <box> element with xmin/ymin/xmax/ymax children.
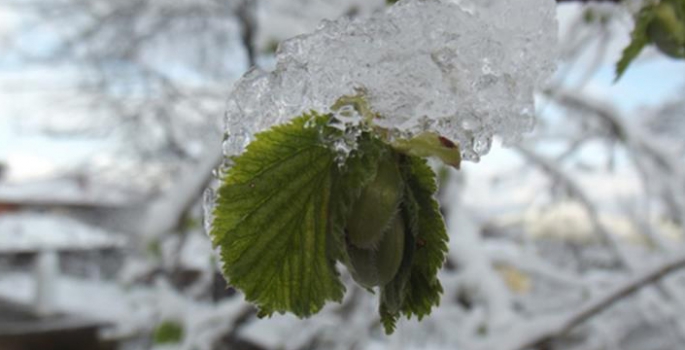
<box><xmin>1</xmin><ymin>0</ymin><xmax>685</xmax><ymax>349</ymax></box>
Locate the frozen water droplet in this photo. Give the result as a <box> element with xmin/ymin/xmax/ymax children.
<box><xmin>239</xmin><ymin>129</ymin><xmax>252</xmax><ymax>149</ymax></box>
<box><xmin>461</xmin><ymin>116</ymin><xmax>479</xmax><ymax>130</ymax></box>
<box><xmin>202</xmin><ymin>188</ymin><xmax>216</xmax><ymax>235</ymax></box>
<box><xmin>303</xmin><ymin>116</ymin><xmax>316</xmax><ymax>129</ymax></box>
<box><xmin>461</xmin><ymin>148</ymin><xmax>480</xmax><ymax>162</ymax></box>
<box><xmin>221</xmin><ymin>135</ymin><xmax>233</xmax><ymax>156</ymax></box>
<box><xmin>473</xmin><ymin>135</ymin><xmax>492</xmax><ymax>155</ymax></box>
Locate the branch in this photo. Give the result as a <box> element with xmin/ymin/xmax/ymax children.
<box><xmin>546</xmin><ymin>88</ymin><xmax>685</xmax><ymax>224</ymax></box>
<box><xmin>516</xmin><ymin>146</ymin><xmax>632</xmax><ymax>269</ymax></box>
<box><xmin>137</xmin><ymin>142</ymin><xmax>224</xmax><ymax>238</ymax></box>
<box><xmin>236</xmin><ymin>0</ymin><xmax>257</xmax><ymax>67</ymax></box>
<box><xmin>510</xmin><ymin>253</ymin><xmax>685</xmax><ymax>350</ymax></box>
<box><xmin>556</xmin><ymin>0</ymin><xmax>621</xmax><ymax>2</ymax></box>
<box><xmin>443</xmin><ymin>175</ymin><xmax>519</xmax><ymax>332</ymax></box>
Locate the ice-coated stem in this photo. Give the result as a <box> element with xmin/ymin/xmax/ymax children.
<box><xmin>330</xmin><ymin>88</ymin><xmax>378</xmax><ymax>123</ymax></box>
<box><xmin>392</xmin><ymin>132</ymin><xmax>461</xmax><ymax>169</ymax></box>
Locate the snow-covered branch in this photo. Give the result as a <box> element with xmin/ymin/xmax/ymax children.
<box><xmin>516</xmin><ymin>146</ymin><xmax>633</xmax><ymax>269</ymax></box>
<box><xmin>444</xmin><ymin>174</ymin><xmax>519</xmax><ymax>336</ymax></box>
<box><xmin>507</xmin><ymin>253</ymin><xmax>685</xmax><ymax>350</ymax></box>
<box><xmin>138</xmin><ymin>143</ymin><xmax>223</xmax><ymax>238</ymax></box>
<box><xmin>547</xmin><ymin>88</ymin><xmax>685</xmax><ymax>224</ymax></box>
<box><xmin>556</xmin><ymin>0</ymin><xmax>620</xmax><ymax>3</ymax></box>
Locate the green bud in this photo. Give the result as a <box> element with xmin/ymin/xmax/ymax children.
<box><xmin>648</xmin><ymin>1</ymin><xmax>685</xmax><ymax>58</ymax></box>
<box><xmin>375</xmin><ymin>215</ymin><xmax>405</xmax><ymax>286</ymax></box>
<box><xmin>346</xmin><ymin>243</ymin><xmax>379</xmax><ymax>288</ymax></box>
<box><xmin>346</xmin><ymin>153</ymin><xmax>403</xmax><ymax>248</ymax></box>
<box><xmin>346</xmin><ymin>214</ymin><xmax>406</xmax><ymax>288</ymax></box>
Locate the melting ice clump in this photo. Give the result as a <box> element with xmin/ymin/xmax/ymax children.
<box><xmin>224</xmin><ymin>0</ymin><xmax>558</xmax><ymax>161</ymax></box>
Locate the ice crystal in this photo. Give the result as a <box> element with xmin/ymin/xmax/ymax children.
<box><xmin>224</xmin><ymin>0</ymin><xmax>558</xmax><ymax>161</ymax></box>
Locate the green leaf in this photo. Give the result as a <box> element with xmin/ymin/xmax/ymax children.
<box><xmin>210</xmin><ymin>112</ymin><xmax>345</xmax><ymax>317</ymax></box>
<box><xmin>379</xmin><ymin>156</ymin><xmax>448</xmax><ymax>333</ymax></box>
<box><xmin>401</xmin><ymin>157</ymin><xmax>448</xmax><ymax>317</ymax></box>
<box><xmin>649</xmin><ymin>0</ymin><xmax>685</xmax><ymax>58</ymax></box>
<box><xmin>153</xmin><ymin>320</ymin><xmax>184</xmax><ymax>345</ymax></box>
<box><xmin>615</xmin><ymin>4</ymin><xmax>657</xmax><ymax>81</ymax></box>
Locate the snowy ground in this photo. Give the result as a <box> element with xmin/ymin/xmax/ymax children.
<box><xmin>0</xmin><ymin>272</ymin><xmax>250</xmax><ymax>349</ymax></box>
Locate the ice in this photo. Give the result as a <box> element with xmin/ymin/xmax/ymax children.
<box><xmin>224</xmin><ymin>0</ymin><xmax>558</xmax><ymax>161</ymax></box>
<box><xmin>202</xmin><ymin>187</ymin><xmax>217</xmax><ymax>235</ymax></box>
<box><xmin>326</xmin><ymin>104</ymin><xmax>367</xmax><ymax>166</ymax></box>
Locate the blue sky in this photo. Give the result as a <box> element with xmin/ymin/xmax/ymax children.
<box><xmin>590</xmin><ymin>58</ymin><xmax>685</xmax><ymax>112</ymax></box>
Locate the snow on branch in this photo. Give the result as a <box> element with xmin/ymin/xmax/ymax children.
<box><xmin>556</xmin><ymin>0</ymin><xmax>621</xmax><ymax>2</ymax></box>
<box><xmin>546</xmin><ymin>88</ymin><xmax>685</xmax><ymax>225</ymax></box>
<box><xmin>547</xmin><ymin>88</ymin><xmax>683</xmax><ymax>177</ymax></box>
<box><xmin>507</xmin><ymin>253</ymin><xmax>685</xmax><ymax>350</ymax></box>
<box><xmin>516</xmin><ymin>146</ymin><xmax>633</xmax><ymax>269</ymax></box>
<box><xmin>444</xmin><ymin>178</ymin><xmax>519</xmax><ymax>334</ymax></box>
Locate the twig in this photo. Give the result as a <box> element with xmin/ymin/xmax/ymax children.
<box><xmin>516</xmin><ymin>146</ymin><xmax>631</xmax><ymax>269</ymax></box>
<box><xmin>547</xmin><ymin>88</ymin><xmax>685</xmax><ymax>226</ymax></box>
<box><xmin>556</xmin><ymin>0</ymin><xmax>621</xmax><ymax>2</ymax></box>
<box><xmin>236</xmin><ymin>0</ymin><xmax>257</xmax><ymax>67</ymax></box>
<box><xmin>510</xmin><ymin>253</ymin><xmax>685</xmax><ymax>350</ymax></box>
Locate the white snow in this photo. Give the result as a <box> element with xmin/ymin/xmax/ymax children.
<box><xmin>0</xmin><ymin>177</ymin><xmax>144</xmax><ymax>207</ymax></box>
<box><xmin>0</xmin><ymin>273</ymin><xmax>146</xmax><ymax>326</ymax></box>
<box><xmin>443</xmin><ymin>173</ymin><xmax>518</xmax><ymax>336</ymax></box>
<box><xmin>224</xmin><ymin>0</ymin><xmax>558</xmax><ymax>161</ymax></box>
<box><xmin>238</xmin><ymin>277</ymin><xmax>381</xmax><ymax>350</ymax></box>
<box><xmin>34</xmin><ymin>250</ymin><xmax>58</xmax><ymax>316</ymax></box>
<box><xmin>0</xmin><ymin>273</ymin><xmax>250</xmax><ymax>350</ymax></box>
<box><xmin>0</xmin><ymin>212</ymin><xmax>126</xmax><ymax>253</ymax></box>
<box><xmin>178</xmin><ymin>232</ymin><xmax>215</xmax><ymax>272</ymax></box>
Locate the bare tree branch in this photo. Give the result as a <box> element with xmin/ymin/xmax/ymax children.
<box><xmin>556</xmin><ymin>0</ymin><xmax>621</xmax><ymax>3</ymax></box>
<box><xmin>516</xmin><ymin>146</ymin><xmax>632</xmax><ymax>269</ymax></box>
<box><xmin>236</xmin><ymin>0</ymin><xmax>257</xmax><ymax>67</ymax></box>
<box><xmin>547</xmin><ymin>88</ymin><xmax>685</xmax><ymax>225</ymax></box>
<box><xmin>511</xmin><ymin>253</ymin><xmax>685</xmax><ymax>350</ymax></box>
